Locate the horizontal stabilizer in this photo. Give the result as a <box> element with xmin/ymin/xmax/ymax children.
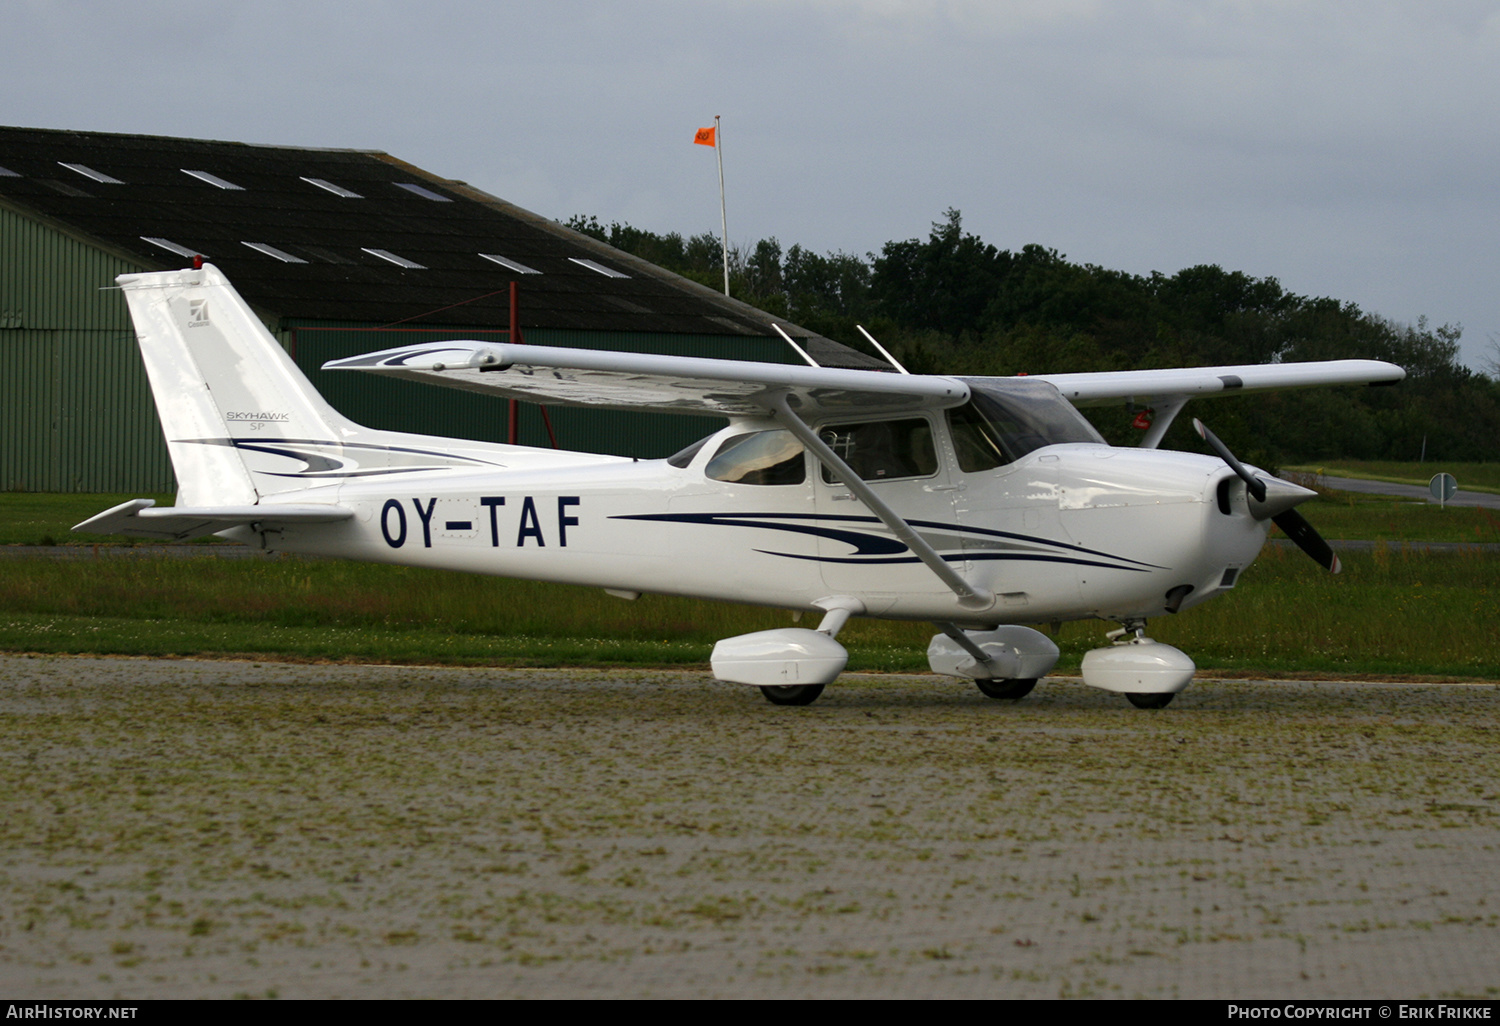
<box><xmin>73</xmin><ymin>499</ymin><xmax>354</xmax><ymax>542</ymax></box>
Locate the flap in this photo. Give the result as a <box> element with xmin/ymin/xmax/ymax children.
<box><xmin>323</xmin><ymin>341</ymin><xmax>970</xmax><ymax>419</ymax></box>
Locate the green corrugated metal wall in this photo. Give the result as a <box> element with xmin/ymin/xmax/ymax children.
<box><xmin>3</xmin><ymin>205</ymin><xmax>798</xmax><ymax>492</ymax></box>
<box><xmin>0</xmin><ymin>206</ymin><xmax>172</xmax><ymax>492</ymax></box>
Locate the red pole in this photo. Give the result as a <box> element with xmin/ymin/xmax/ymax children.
<box><xmin>507</xmin><ymin>281</ymin><xmax>519</xmax><ymax>444</ymax></box>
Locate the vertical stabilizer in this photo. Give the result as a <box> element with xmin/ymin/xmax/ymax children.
<box><xmin>118</xmin><ymin>264</ymin><xmax>355</xmax><ymax>506</ymax></box>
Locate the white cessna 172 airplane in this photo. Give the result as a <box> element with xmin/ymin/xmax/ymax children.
<box><xmin>77</xmin><ymin>264</ymin><xmax>1405</xmax><ymax>708</ymax></box>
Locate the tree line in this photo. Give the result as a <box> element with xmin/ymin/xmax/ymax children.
<box><xmin>564</xmin><ymin>210</ymin><xmax>1498</xmax><ymax>465</ymax></box>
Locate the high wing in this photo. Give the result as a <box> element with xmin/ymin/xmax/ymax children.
<box><xmin>75</xmin><ymin>499</ymin><xmax>354</xmax><ymax>542</ymax></box>
<box><xmin>322</xmin><ymin>341</ymin><xmax>969</xmax><ymax>418</ymax></box>
<box><xmin>1028</xmin><ymin>360</ymin><xmax>1405</xmax><ymax>407</ymax></box>
<box><xmin>1026</xmin><ymin>358</ymin><xmax>1404</xmax><ymax>448</ymax></box>
<box><xmin>324</xmin><ymin>341</ymin><xmax>1403</xmax><ymax>425</ymax></box>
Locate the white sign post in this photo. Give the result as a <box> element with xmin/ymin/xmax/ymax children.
<box><xmin>1429</xmin><ymin>472</ymin><xmax>1458</xmax><ymax>509</ymax></box>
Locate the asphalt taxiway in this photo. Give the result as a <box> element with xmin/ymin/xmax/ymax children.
<box><xmin>2</xmin><ymin>656</ymin><xmax>1495</xmax><ymax>999</ymax></box>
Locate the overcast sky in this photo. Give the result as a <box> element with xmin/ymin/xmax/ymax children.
<box><xmin>6</xmin><ymin>0</ymin><xmax>1497</xmax><ymax>370</ymax></box>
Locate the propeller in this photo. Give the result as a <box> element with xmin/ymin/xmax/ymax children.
<box><xmin>1193</xmin><ymin>419</ymin><xmax>1341</xmax><ymax>574</ymax></box>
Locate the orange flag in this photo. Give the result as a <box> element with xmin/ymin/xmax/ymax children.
<box><xmin>693</xmin><ymin>126</ymin><xmax>716</xmax><ymax>147</ymax></box>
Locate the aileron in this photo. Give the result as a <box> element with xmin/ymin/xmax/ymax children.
<box><xmin>1029</xmin><ymin>359</ymin><xmax>1405</xmax><ymax>407</ymax></box>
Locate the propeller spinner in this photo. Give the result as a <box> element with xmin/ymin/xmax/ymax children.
<box><xmin>1193</xmin><ymin>419</ymin><xmax>1342</xmax><ymax>574</ymax></box>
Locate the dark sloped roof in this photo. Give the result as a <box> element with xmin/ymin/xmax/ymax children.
<box><xmin>0</xmin><ymin>125</ymin><xmax>882</xmax><ymax>369</ymax></box>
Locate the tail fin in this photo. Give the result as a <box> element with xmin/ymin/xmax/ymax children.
<box><xmin>118</xmin><ymin>264</ymin><xmax>356</xmax><ymax>506</ymax></box>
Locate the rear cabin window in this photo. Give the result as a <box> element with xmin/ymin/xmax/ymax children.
<box><xmin>817</xmin><ymin>418</ymin><xmax>937</xmax><ymax>484</ymax></box>
<box><xmin>667</xmin><ymin>435</ymin><xmax>711</xmax><ymax>468</ymax></box>
<box><xmin>706</xmin><ymin>430</ymin><xmax>806</xmax><ymax>485</ymax></box>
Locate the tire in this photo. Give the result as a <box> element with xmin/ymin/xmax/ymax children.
<box><xmin>1126</xmin><ymin>692</ymin><xmax>1175</xmax><ymax>709</ymax></box>
<box><xmin>759</xmin><ymin>684</ymin><xmax>826</xmax><ymax>706</ymax></box>
<box><xmin>975</xmin><ymin>678</ymin><xmax>1037</xmax><ymax>700</ymax></box>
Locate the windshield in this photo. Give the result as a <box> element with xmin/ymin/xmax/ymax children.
<box><xmin>950</xmin><ymin>378</ymin><xmax>1106</xmax><ymax>470</ymax></box>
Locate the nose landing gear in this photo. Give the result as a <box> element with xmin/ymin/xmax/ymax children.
<box><xmin>1081</xmin><ymin>620</ymin><xmax>1195</xmax><ymax>708</ymax></box>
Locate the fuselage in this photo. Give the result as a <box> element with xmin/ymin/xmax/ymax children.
<box><xmin>240</xmin><ymin>412</ymin><xmax>1270</xmax><ymax>627</ymax></box>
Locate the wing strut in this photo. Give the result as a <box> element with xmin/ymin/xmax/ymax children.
<box><xmin>1139</xmin><ymin>396</ymin><xmax>1189</xmax><ymax>449</ymax></box>
<box><xmin>767</xmin><ymin>394</ymin><xmax>994</xmax><ymax>611</ymax></box>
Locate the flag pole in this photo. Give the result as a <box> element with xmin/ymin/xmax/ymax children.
<box><xmin>715</xmin><ymin>114</ymin><xmax>729</xmax><ymax>296</ymax></box>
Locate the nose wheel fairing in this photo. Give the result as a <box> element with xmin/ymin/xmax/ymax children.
<box><xmin>1079</xmin><ymin>629</ymin><xmax>1196</xmax><ymax>696</ymax></box>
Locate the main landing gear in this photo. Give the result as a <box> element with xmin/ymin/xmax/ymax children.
<box><xmin>710</xmin><ymin>598</ymin><xmax>863</xmax><ymax>707</ymax></box>
<box><xmin>974</xmin><ymin>678</ymin><xmax>1037</xmax><ymax>701</ymax></box>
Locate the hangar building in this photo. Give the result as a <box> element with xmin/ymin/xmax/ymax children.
<box><xmin>0</xmin><ymin>125</ymin><xmax>877</xmax><ymax>494</ymax></box>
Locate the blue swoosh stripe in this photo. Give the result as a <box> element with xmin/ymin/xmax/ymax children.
<box><xmin>758</xmin><ymin>550</ymin><xmax>1151</xmax><ymax>572</ymax></box>
<box><xmin>614</xmin><ymin>511</ymin><xmax>1165</xmax><ymax>572</ymax></box>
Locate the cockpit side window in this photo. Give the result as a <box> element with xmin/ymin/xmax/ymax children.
<box><xmin>947</xmin><ymin>401</ymin><xmax>1007</xmax><ymax>472</ymax></box>
<box><xmin>817</xmin><ymin>418</ymin><xmax>938</xmax><ymax>484</ymax></box>
<box><xmin>706</xmin><ymin>430</ymin><xmax>806</xmax><ymax>485</ymax></box>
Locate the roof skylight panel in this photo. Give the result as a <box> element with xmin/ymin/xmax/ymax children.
<box><xmin>393</xmin><ymin>182</ymin><xmax>452</xmax><ymax>202</ymax></box>
<box><xmin>142</xmin><ymin>237</ymin><xmax>205</xmax><ymax>259</ymax></box>
<box><xmin>601</xmin><ymin>296</ymin><xmax>652</xmax><ymax>314</ymax></box>
<box><xmin>300</xmin><ymin>177</ymin><xmax>362</xmax><ymax>198</ymax></box>
<box><xmin>479</xmin><ymin>254</ymin><xmax>541</xmax><ymax>275</ymax></box>
<box><xmin>361</xmin><ymin>248</ymin><xmax>426</xmax><ymax>269</ymax></box>
<box><xmin>58</xmin><ymin>162</ymin><xmax>124</xmax><ymax>184</ymax></box>
<box><xmin>569</xmin><ymin>257</ymin><xmax>628</xmax><ymax>279</ymax></box>
<box><xmin>299</xmin><ymin>245</ymin><xmax>355</xmax><ymax>265</ymax></box>
<box><xmin>41</xmin><ymin>180</ymin><xmax>91</xmax><ymax>197</ymax></box>
<box><xmin>182</xmin><ymin>169</ymin><xmax>245</xmax><ymax>190</ymax></box>
<box><xmin>242</xmin><ymin>242</ymin><xmax>307</xmax><ymax>264</ymax></box>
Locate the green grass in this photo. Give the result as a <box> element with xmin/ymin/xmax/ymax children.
<box><xmin>0</xmin><ymin>492</ymin><xmax>176</xmax><ymax>545</ymax></box>
<box><xmin>1145</xmin><ymin>542</ymin><xmax>1498</xmax><ymax>678</ymax></box>
<box><xmin>1279</xmin><ymin>492</ymin><xmax>1500</xmax><ymax>545</ymax></box>
<box><xmin>0</xmin><ymin>612</ymin><xmax>715</xmax><ymax>668</ymax></box>
<box><xmin>0</xmin><ymin>556</ymin><xmax>936</xmax><ymax>670</ymax></box>
<box><xmin>0</xmin><ymin>546</ymin><xmax>1493</xmax><ymax>678</ymax></box>
<box><xmin>1282</xmin><ymin>460</ymin><xmax>1500</xmax><ymax>494</ymax></box>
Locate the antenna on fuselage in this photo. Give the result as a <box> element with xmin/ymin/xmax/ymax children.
<box><xmin>856</xmin><ymin>325</ymin><xmax>911</xmax><ymax>375</ymax></box>
<box><xmin>772</xmin><ymin>323</ymin><xmax>821</xmax><ymax>367</ymax></box>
